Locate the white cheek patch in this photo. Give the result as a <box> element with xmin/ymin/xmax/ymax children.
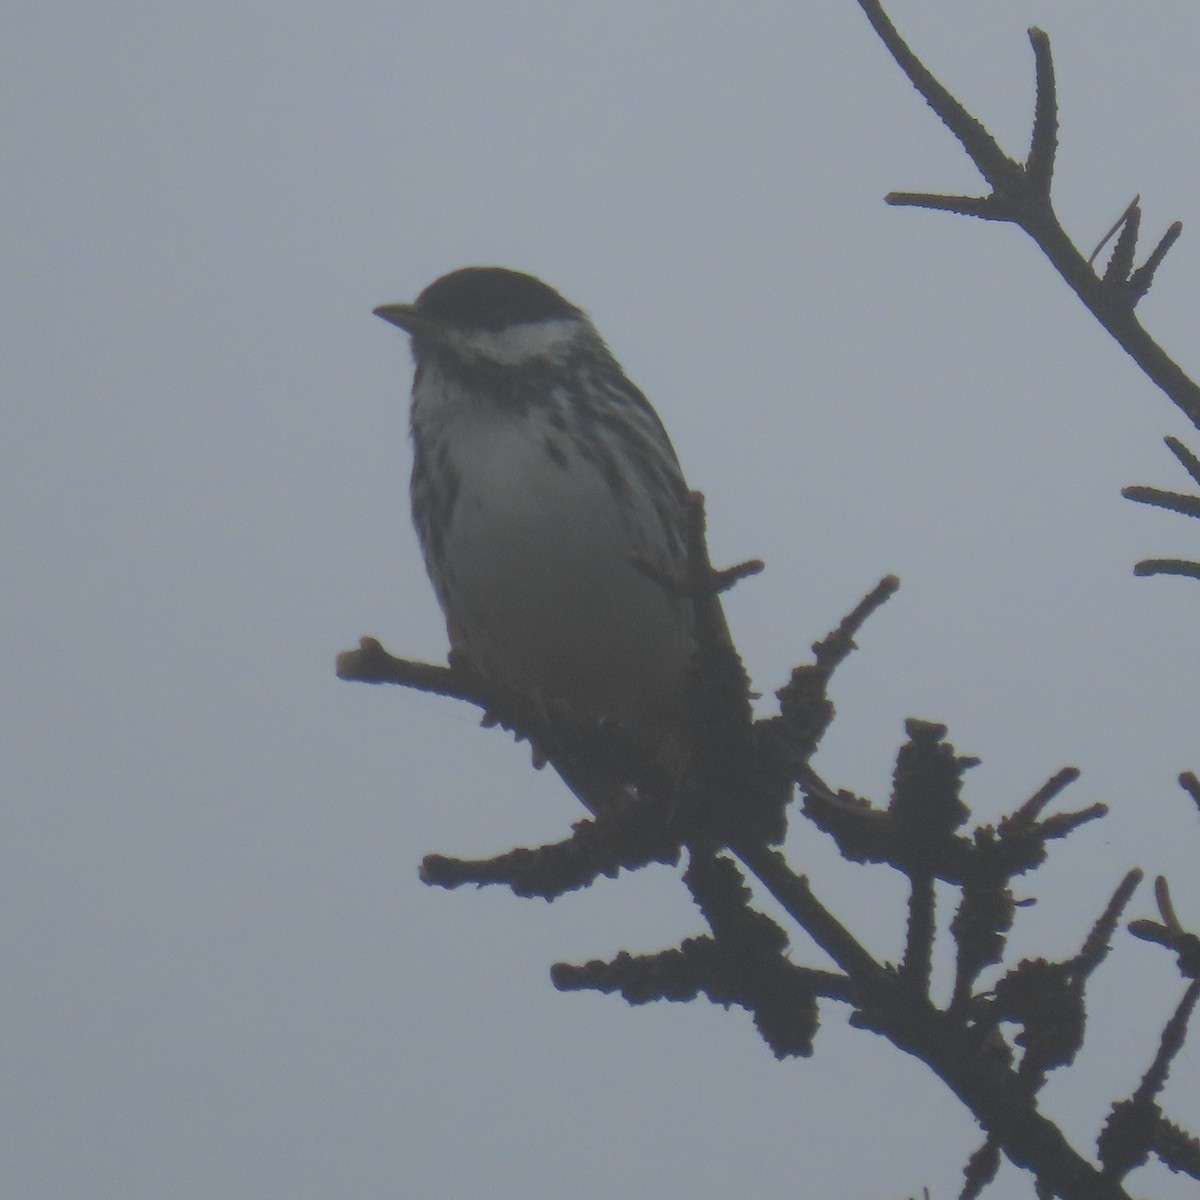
<box><xmin>445</xmin><ymin>318</ymin><xmax>585</xmax><ymax>366</ymax></box>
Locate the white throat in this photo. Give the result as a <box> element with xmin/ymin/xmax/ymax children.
<box><xmin>441</xmin><ymin>317</ymin><xmax>588</xmax><ymax>367</ymax></box>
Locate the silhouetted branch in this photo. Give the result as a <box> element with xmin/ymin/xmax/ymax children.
<box><xmin>1098</xmin><ymin>979</ymin><xmax>1200</xmax><ymax>1180</ymax></box>
<box><xmin>1129</xmin><ymin>876</ymin><xmax>1200</xmax><ymax>979</ymax></box>
<box><xmin>800</xmin><ymin>732</ymin><xmax>1103</xmax><ymax>885</ymax></box>
<box><xmin>860</xmin><ymin>0</ymin><xmax>1200</xmax><ymax>587</ymax></box>
<box><xmin>855</xmin><ymin>1</ymin><xmax>1200</xmax><ymax>428</ymax></box>
<box><xmin>1024</xmin><ymin>26</ymin><xmax>1057</xmax><ymax>197</ymax></box>
<box><xmin>1166</xmin><ymin>437</ymin><xmax>1200</xmax><ymax>487</ymax></box>
<box><xmin>336</xmin><ymin>635</ymin><xmax>480</xmax><ymax>701</ymax></box>
<box><xmin>1092</xmin><ymin>196</ymin><xmax>1139</xmax><ymax>274</ymax></box>
<box><xmin>1010</xmin><ymin>766</ymin><xmax>1082</xmax><ymax>822</ymax></box>
<box><xmin>962</xmin><ymin>1140</ymin><xmax>1002</xmax><ymax>1200</ymax></box>
<box><xmin>550</xmin><ymin>938</ymin><xmax>835</xmax><ymax>1060</ymax></box>
<box><xmin>763</xmin><ymin>574</ymin><xmax>899</xmax><ymax>774</ymax></box>
<box><xmin>1155</xmin><ymin>1116</ymin><xmax>1200</xmax><ymax>1180</ymax></box>
<box><xmin>632</xmin><ymin>492</ymin><xmax>764</xmax><ymax>598</ymax></box>
<box><xmin>341</xmin><ymin>506</ymin><xmax>1157</xmax><ymax>1197</ymax></box>
<box><xmin>1131</xmin><ymin>559</ymin><xmax>1200</xmax><ymax>581</ymax></box>
<box><xmin>1122</xmin><ymin>485</ymin><xmax>1200</xmax><ymax>520</ymax></box>
<box><xmin>946</xmin><ymin>772</ymin><xmax>1075</xmax><ymax>1016</ymax></box>
<box><xmin>1179</xmin><ymin>771</ymin><xmax>1200</xmax><ymax>815</ymax></box>
<box><xmin>1093</xmin><ymin>876</ymin><xmax>1200</xmax><ymax>1180</ymax></box>
<box><xmin>731</xmin><ymin>838</ymin><xmax>887</xmax><ymax>983</ymax></box>
<box><xmin>1077</xmin><ymin>870</ymin><xmax>1143</xmax><ymax>974</ymax></box>
<box><xmin>420</xmin><ymin>799</ymin><xmax>682</xmax><ymax>899</ymax></box>
<box><xmin>553</xmin><ymin>849</ymin><xmax>828</xmax><ymax>1058</ymax></box>
<box><xmin>855</xmin><ymin>1</ymin><xmax>1017</xmax><ymax>192</ymax></box>
<box><xmin>973</xmin><ymin>871</ymin><xmax>1141</xmax><ymax>1092</ymax></box>
<box><xmin>343</xmin><ymin>568</ymin><xmax>1154</xmax><ymax>1199</ymax></box>
<box><xmin>1123</xmin><ymin>439</ymin><xmax>1200</xmax><ymax>581</ymax></box>
<box><xmin>902</xmin><ymin>869</ymin><xmax>936</xmax><ymax>991</ymax></box>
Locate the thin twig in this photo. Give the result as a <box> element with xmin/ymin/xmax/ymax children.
<box><xmin>1128</xmin><ymin>223</ymin><xmax>1185</xmax><ymax>304</ymax></box>
<box><xmin>730</xmin><ymin>838</ymin><xmax>886</xmax><ymax>983</ymax></box>
<box><xmin>1100</xmin><ymin>200</ymin><xmax>1140</xmax><ymax>282</ymax></box>
<box><xmin>335</xmin><ymin>637</ymin><xmax>483</xmax><ymax>703</ymax></box>
<box><xmin>1165</xmin><ymin>438</ymin><xmax>1200</xmax><ymax>487</ymax></box>
<box><xmin>1024</xmin><ymin>27</ymin><xmax>1058</xmax><ymax>197</ymax></box>
<box><xmin>1179</xmin><ymin>772</ymin><xmax>1200</xmax><ymax>813</ymax></box>
<box><xmin>1089</xmin><ymin>196</ymin><xmax>1139</xmax><ymax>268</ymax></box>
<box><xmin>1132</xmin><ymin>559</ymin><xmax>1200</xmax><ymax>580</ymax></box>
<box><xmin>1011</xmin><ymin>766</ymin><xmax>1083</xmax><ymax>824</ymax></box>
<box><xmin>1121</xmin><ymin>485</ymin><xmax>1200</xmax><ymax>519</ymax></box>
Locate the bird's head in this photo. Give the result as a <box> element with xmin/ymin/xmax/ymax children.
<box><xmin>374</xmin><ymin>267</ymin><xmax>596</xmax><ymax>368</ymax></box>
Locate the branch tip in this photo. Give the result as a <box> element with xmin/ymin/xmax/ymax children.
<box><xmin>1127</xmin><ymin>221</ymin><xmax>1183</xmax><ymax>304</ymax></box>
<box><xmin>1025</xmin><ymin>25</ymin><xmax>1058</xmax><ymax>196</ymax></box>
<box><xmin>1164</xmin><ymin>438</ymin><xmax>1200</xmax><ymax>487</ymax></box>
<box><xmin>1178</xmin><ymin>771</ymin><xmax>1200</xmax><ymax>812</ymax></box>
<box><xmin>1132</xmin><ymin>558</ymin><xmax>1200</xmax><ymax>580</ymax></box>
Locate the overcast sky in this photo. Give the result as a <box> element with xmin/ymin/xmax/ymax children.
<box><xmin>5</xmin><ymin>2</ymin><xmax>1200</xmax><ymax>1197</ymax></box>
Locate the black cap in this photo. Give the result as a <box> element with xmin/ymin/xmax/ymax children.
<box><xmin>410</xmin><ymin>267</ymin><xmax>582</xmax><ymax>331</ymax></box>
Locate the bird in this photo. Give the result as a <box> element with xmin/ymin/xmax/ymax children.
<box><xmin>374</xmin><ymin>266</ymin><xmax>714</xmax><ymax>812</ymax></box>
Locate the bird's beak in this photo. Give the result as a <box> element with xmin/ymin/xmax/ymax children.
<box><xmin>373</xmin><ymin>302</ymin><xmax>439</xmax><ymax>338</ymax></box>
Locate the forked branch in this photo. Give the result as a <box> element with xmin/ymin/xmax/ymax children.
<box><xmin>856</xmin><ymin>1</ymin><xmax>1200</xmax><ymax>429</ymax></box>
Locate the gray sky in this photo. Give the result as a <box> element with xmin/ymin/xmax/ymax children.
<box><xmin>5</xmin><ymin>2</ymin><xmax>1200</xmax><ymax>1196</ymax></box>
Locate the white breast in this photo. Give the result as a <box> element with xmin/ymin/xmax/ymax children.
<box><xmin>416</xmin><ymin>371</ymin><xmax>693</xmax><ymax>726</ymax></box>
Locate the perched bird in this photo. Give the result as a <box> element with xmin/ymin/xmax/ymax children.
<box><xmin>375</xmin><ymin>266</ymin><xmax>712</xmax><ymax>811</ymax></box>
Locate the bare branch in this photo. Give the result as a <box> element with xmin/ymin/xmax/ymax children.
<box><xmin>1122</xmin><ymin>484</ymin><xmax>1200</xmax><ymax>519</ymax></box>
<box><xmin>1155</xmin><ymin>1116</ymin><xmax>1200</xmax><ymax>1180</ymax></box>
<box><xmin>420</xmin><ymin>800</ymin><xmax>682</xmax><ymax>899</ymax></box>
<box><xmin>1128</xmin><ymin>222</ymin><xmax>1185</xmax><ymax>304</ymax></box>
<box><xmin>1024</xmin><ymin>27</ymin><xmax>1058</xmax><ymax>197</ymax></box>
<box><xmin>1075</xmin><ymin>869</ymin><xmax>1143</xmax><ymax>975</ymax></box>
<box><xmin>1166</xmin><ymin>438</ymin><xmax>1200</xmax><ymax>487</ymax></box>
<box><xmin>1129</xmin><ymin>875</ymin><xmax>1200</xmax><ymax>979</ymax></box>
<box><xmin>855</xmin><ymin>0</ymin><xmax>1019</xmax><ymax>191</ymax></box>
<box><xmin>1098</xmin><ymin>979</ymin><xmax>1200</xmax><ymax>1180</ymax></box>
<box><xmin>857</xmin><ymin>1</ymin><xmax>1200</xmax><ymax>427</ymax></box>
<box><xmin>902</xmin><ymin>870</ymin><xmax>936</xmax><ymax>990</ymax></box>
<box><xmin>1179</xmin><ymin>771</ymin><xmax>1200</xmax><ymax>813</ymax></box>
<box><xmin>1132</xmin><ymin>558</ymin><xmax>1200</xmax><ymax>580</ymax></box>
<box><xmin>336</xmin><ymin>636</ymin><xmax>480</xmax><ymax>702</ymax></box>
<box><xmin>1097</xmin><ymin>198</ymin><xmax>1140</xmax><ymax>279</ymax></box>
<box><xmin>632</xmin><ymin>549</ymin><xmax>764</xmax><ymax>598</ymax></box>
<box><xmin>730</xmin><ymin>838</ymin><xmax>887</xmax><ymax>984</ymax></box>
<box><xmin>885</xmin><ymin>192</ymin><xmax>1005</xmax><ymax>220</ymax></box>
<box><xmin>1011</xmin><ymin>766</ymin><xmax>1083</xmax><ymax>823</ymax></box>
